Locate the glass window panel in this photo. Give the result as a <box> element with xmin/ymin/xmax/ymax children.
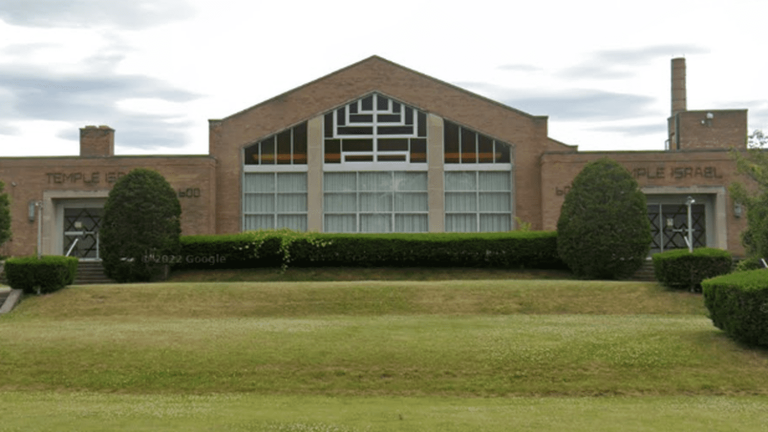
<box><xmin>324</xmin><ymin>172</ymin><xmax>356</xmax><ymax>192</ymax></box>
<box><xmin>244</xmin><ymin>142</ymin><xmax>260</xmax><ymax>165</ymax></box>
<box><xmin>479</xmin><ymin>171</ymin><xmax>510</xmax><ymax>191</ymax></box>
<box><xmin>496</xmin><ymin>142</ymin><xmax>511</xmax><ymax>163</ymax></box>
<box><xmin>446</xmin><ymin>214</ymin><xmax>477</xmax><ymax>232</ymax></box>
<box><xmin>260</xmin><ymin>136</ymin><xmax>275</xmax><ymax>164</ymax></box>
<box><xmin>478</xmin><ymin>134</ymin><xmax>494</xmax><ymax>163</ymax></box>
<box><xmin>461</xmin><ymin>128</ymin><xmax>477</xmax><ymax>163</ymax></box>
<box><xmin>360</xmin><ymin>192</ymin><xmax>393</xmax><ymax>212</ymax></box>
<box><xmin>444</xmin><ymin>121</ymin><xmax>460</xmax><ymax>163</ymax></box>
<box><xmin>349</xmin><ymin>114</ymin><xmax>373</xmax><ymax>123</ymax></box>
<box><xmin>361</xmin><ymin>214</ymin><xmax>391</xmax><ymax>233</ymax></box>
<box><xmin>377</xmin><ymin>154</ymin><xmax>406</xmax><ymax>162</ymax></box>
<box><xmin>279</xmin><ymin>214</ymin><xmax>308</xmax><ymax>231</ymax></box>
<box><xmin>378</xmin><ymin>114</ymin><xmax>402</xmax><ymax>123</ymax></box>
<box><xmin>479</xmin><ymin>193</ymin><xmax>511</xmax><ymax>212</ymax></box>
<box><xmin>480</xmin><ymin>214</ymin><xmax>511</xmax><ymax>232</ymax></box>
<box><xmin>244</xmin><ymin>194</ymin><xmax>274</xmax><ymax>213</ymax></box>
<box><xmin>343</xmin><ymin>139</ymin><xmax>373</xmax><ymax>152</ymax></box>
<box><xmin>395</xmin><ymin>193</ymin><xmax>427</xmax><ymax>212</ymax></box>
<box><xmin>277</xmin><ymin>215</ymin><xmax>307</xmax><ymax>231</ymax></box>
<box><xmin>277</xmin><ymin>173</ymin><xmax>307</xmax><ymax>192</ymax></box>
<box><xmin>325</xmin><ymin>140</ymin><xmax>341</xmax><ymax>164</ymax></box>
<box><xmin>378</xmin><ymin>126</ymin><xmax>413</xmax><ymax>135</ymax></box>
<box><xmin>395</xmin><ymin>214</ymin><xmax>428</xmax><ymax>233</ymax></box>
<box><xmin>337</xmin><ymin>108</ymin><xmax>346</xmax><ymax>126</ymax></box>
<box><xmin>293</xmin><ymin>123</ymin><xmax>307</xmax><ymax>164</ymax></box>
<box><xmin>446</xmin><ymin>192</ymin><xmax>477</xmax><ymax>212</ymax></box>
<box><xmin>410</xmin><ymin>139</ymin><xmax>427</xmax><ymax>163</ymax></box>
<box><xmin>337</xmin><ymin>126</ymin><xmax>373</xmax><ymax>135</ymax></box>
<box><xmin>417</xmin><ymin>112</ymin><xmax>427</xmax><ymax>137</ymax></box>
<box><xmin>277</xmin><ymin>130</ymin><xmax>291</xmax><ymax>165</ymax></box>
<box><xmin>361</xmin><ymin>95</ymin><xmax>374</xmax><ymax>111</ymax></box>
<box><xmin>244</xmin><ymin>173</ymin><xmax>275</xmax><ymax>193</ymax></box>
<box><xmin>277</xmin><ymin>194</ymin><xmax>307</xmax><ymax>212</ymax></box>
<box><xmin>359</xmin><ymin>172</ymin><xmax>392</xmax><ymax>191</ymax></box>
<box><xmin>395</xmin><ymin>172</ymin><xmax>427</xmax><ymax>191</ymax></box>
<box><xmin>445</xmin><ymin>172</ymin><xmax>476</xmax><ymax>191</ymax></box>
<box><xmin>244</xmin><ymin>215</ymin><xmax>274</xmax><ymax>231</ymax></box>
<box><xmin>325</xmin><ymin>214</ymin><xmax>356</xmax><ymax>233</ymax></box>
<box><xmin>324</xmin><ymin>113</ymin><xmax>334</xmax><ymax>138</ymax></box>
<box><xmin>377</xmin><ymin>94</ymin><xmax>389</xmax><ymax>110</ymax></box>
<box><xmin>324</xmin><ymin>193</ymin><xmax>356</xmax><ymax>212</ymax></box>
<box><xmin>405</xmin><ymin>107</ymin><xmax>413</xmax><ymax>125</ymax></box>
<box><xmin>378</xmin><ymin>139</ymin><xmax>409</xmax><ymax>152</ymax></box>
<box><xmin>345</xmin><ymin>154</ymin><xmax>373</xmax><ymax>162</ymax></box>
<box><xmin>348</xmin><ymin>103</ymin><xmax>358</xmax><ymax>114</ymax></box>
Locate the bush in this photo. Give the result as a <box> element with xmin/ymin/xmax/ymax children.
<box><xmin>653</xmin><ymin>248</ymin><xmax>733</xmax><ymax>292</ymax></box>
<box><xmin>101</xmin><ymin>169</ymin><xmax>181</xmax><ymax>282</ymax></box>
<box><xmin>557</xmin><ymin>158</ymin><xmax>652</xmax><ymax>279</ymax></box>
<box><xmin>4</xmin><ymin>256</ymin><xmax>78</xmax><ymax>294</ymax></box>
<box><xmin>173</xmin><ymin>230</ymin><xmax>566</xmax><ymax>271</ymax></box>
<box><xmin>702</xmin><ymin>269</ymin><xmax>768</xmax><ymax>347</ymax></box>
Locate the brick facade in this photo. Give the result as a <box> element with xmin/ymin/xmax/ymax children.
<box><xmin>0</xmin><ymin>56</ymin><xmax>753</xmax><ymax>259</ymax></box>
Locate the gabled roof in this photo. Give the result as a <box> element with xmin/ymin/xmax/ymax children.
<box><xmin>217</xmin><ymin>55</ymin><xmax>547</xmax><ymax>123</ymax></box>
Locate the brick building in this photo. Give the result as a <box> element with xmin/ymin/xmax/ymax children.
<box><xmin>0</xmin><ymin>56</ymin><xmax>751</xmax><ymax>260</ymax></box>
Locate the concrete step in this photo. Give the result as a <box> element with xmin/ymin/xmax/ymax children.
<box><xmin>74</xmin><ymin>262</ymin><xmax>114</xmax><ymax>285</ymax></box>
<box><xmin>629</xmin><ymin>261</ymin><xmax>656</xmax><ymax>281</ymax></box>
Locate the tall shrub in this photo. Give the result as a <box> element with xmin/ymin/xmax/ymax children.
<box><xmin>101</xmin><ymin>168</ymin><xmax>181</xmax><ymax>282</ymax></box>
<box><xmin>557</xmin><ymin>158</ymin><xmax>652</xmax><ymax>279</ymax></box>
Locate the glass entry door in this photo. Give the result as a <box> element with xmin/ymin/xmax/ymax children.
<box><xmin>647</xmin><ymin>203</ymin><xmax>706</xmax><ymax>254</ymax></box>
<box><xmin>63</xmin><ymin>207</ymin><xmax>103</xmax><ymax>260</ymax></box>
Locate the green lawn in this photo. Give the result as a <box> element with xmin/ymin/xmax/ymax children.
<box><xmin>1</xmin><ymin>278</ymin><xmax>767</xmax><ymax>430</ymax></box>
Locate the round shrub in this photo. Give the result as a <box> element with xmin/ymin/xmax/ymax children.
<box><xmin>4</xmin><ymin>256</ymin><xmax>78</xmax><ymax>294</ymax></box>
<box><xmin>557</xmin><ymin>158</ymin><xmax>652</xmax><ymax>279</ymax></box>
<box><xmin>101</xmin><ymin>168</ymin><xmax>181</xmax><ymax>282</ymax></box>
<box><xmin>652</xmin><ymin>247</ymin><xmax>733</xmax><ymax>292</ymax></box>
<box><xmin>702</xmin><ymin>269</ymin><xmax>768</xmax><ymax>347</ymax></box>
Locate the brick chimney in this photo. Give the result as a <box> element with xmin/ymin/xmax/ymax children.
<box><xmin>671</xmin><ymin>57</ymin><xmax>686</xmax><ymax>116</ymax></box>
<box><xmin>80</xmin><ymin>125</ymin><xmax>114</xmax><ymax>157</ymax></box>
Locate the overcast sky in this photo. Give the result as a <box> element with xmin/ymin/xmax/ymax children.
<box><xmin>0</xmin><ymin>0</ymin><xmax>766</xmax><ymax>156</ymax></box>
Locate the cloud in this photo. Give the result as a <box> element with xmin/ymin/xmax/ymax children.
<box><xmin>559</xmin><ymin>45</ymin><xmax>710</xmax><ymax>79</ymax></box>
<box><xmin>501</xmin><ymin>89</ymin><xmax>655</xmax><ymax>120</ymax></box>
<box><xmin>0</xmin><ymin>0</ymin><xmax>195</xmax><ymax>29</ymax></box>
<box><xmin>0</xmin><ymin>62</ymin><xmax>200</xmax><ymax>149</ymax></box>
<box><xmin>497</xmin><ymin>64</ymin><xmax>542</xmax><ymax>72</ymax></box>
<box><xmin>586</xmin><ymin>122</ymin><xmax>667</xmax><ymax>137</ymax></box>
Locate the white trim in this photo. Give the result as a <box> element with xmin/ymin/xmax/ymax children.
<box><xmin>323</xmin><ymin>162</ymin><xmax>428</xmax><ymax>172</ymax></box>
<box><xmin>243</xmin><ymin>165</ymin><xmax>308</xmax><ymax>173</ymax></box>
<box><xmin>444</xmin><ymin>163</ymin><xmax>512</xmax><ymax>171</ymax></box>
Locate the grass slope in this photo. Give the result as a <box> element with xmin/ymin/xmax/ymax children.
<box><xmin>1</xmin><ymin>281</ymin><xmax>766</xmax><ymax>397</ymax></box>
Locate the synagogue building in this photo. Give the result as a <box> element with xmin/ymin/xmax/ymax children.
<box><xmin>0</xmin><ymin>56</ymin><xmax>750</xmax><ymax>260</ymax></box>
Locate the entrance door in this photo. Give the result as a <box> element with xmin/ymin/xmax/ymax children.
<box><xmin>647</xmin><ymin>203</ymin><xmax>706</xmax><ymax>254</ymax></box>
<box><xmin>63</xmin><ymin>208</ymin><xmax>103</xmax><ymax>260</ymax></box>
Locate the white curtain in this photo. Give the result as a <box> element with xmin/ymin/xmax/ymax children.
<box><xmin>445</xmin><ymin>171</ymin><xmax>512</xmax><ymax>232</ymax></box>
<box><xmin>243</xmin><ymin>172</ymin><xmax>307</xmax><ymax>231</ymax></box>
<box><xmin>446</xmin><ymin>214</ymin><xmax>477</xmax><ymax>232</ymax></box>
<box><xmin>325</xmin><ymin>214</ymin><xmax>356</xmax><ymax>232</ymax></box>
<box><xmin>323</xmin><ymin>171</ymin><xmax>428</xmax><ymax>233</ymax></box>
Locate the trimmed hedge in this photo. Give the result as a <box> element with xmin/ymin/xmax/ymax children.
<box><xmin>173</xmin><ymin>230</ymin><xmax>566</xmax><ymax>271</ymax></box>
<box><xmin>702</xmin><ymin>270</ymin><xmax>768</xmax><ymax>347</ymax></box>
<box><xmin>4</xmin><ymin>256</ymin><xmax>79</xmax><ymax>294</ymax></box>
<box><xmin>652</xmin><ymin>248</ymin><xmax>732</xmax><ymax>292</ymax></box>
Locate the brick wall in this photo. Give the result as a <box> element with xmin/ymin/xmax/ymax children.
<box><xmin>0</xmin><ymin>156</ymin><xmax>216</xmax><ymax>257</ymax></box>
